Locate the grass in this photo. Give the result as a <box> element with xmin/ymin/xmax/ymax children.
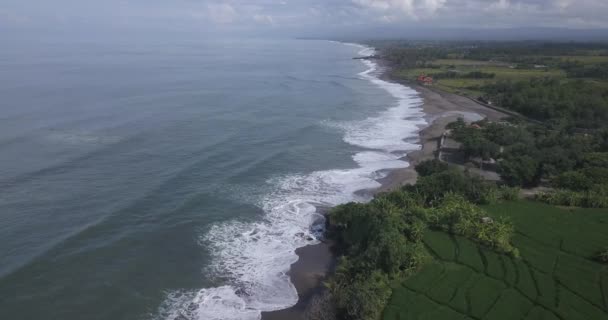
<box><xmin>477</xmin><ymin>66</ymin><xmax>564</xmax><ymax>79</ymax></box>
<box><xmin>435</xmin><ymin>59</ymin><xmax>505</xmax><ymax>66</ymax></box>
<box><xmin>384</xmin><ymin>200</ymin><xmax>608</xmax><ymax>320</ymax></box>
<box><xmin>558</xmin><ymin>55</ymin><xmax>608</xmax><ymax>64</ymax></box>
<box><xmin>392</xmin><ymin>60</ymin><xmax>567</xmax><ymax>101</ymax></box>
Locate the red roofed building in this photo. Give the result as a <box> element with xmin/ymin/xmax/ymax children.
<box><xmin>417</xmin><ymin>74</ymin><xmax>434</xmax><ymax>86</ymax></box>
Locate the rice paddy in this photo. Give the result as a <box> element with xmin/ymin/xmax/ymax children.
<box><xmin>383</xmin><ymin>201</ymin><xmax>608</xmax><ymax>320</ymax></box>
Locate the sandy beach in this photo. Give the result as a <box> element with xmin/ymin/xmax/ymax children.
<box><xmin>262</xmin><ymin>66</ymin><xmax>508</xmax><ymax>320</ymax></box>
<box><xmin>376</xmin><ymin>82</ymin><xmax>507</xmax><ymax>192</ymax></box>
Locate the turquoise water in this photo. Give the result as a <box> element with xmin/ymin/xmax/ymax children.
<box><xmin>0</xmin><ymin>38</ymin><xmax>424</xmax><ymax>320</ymax></box>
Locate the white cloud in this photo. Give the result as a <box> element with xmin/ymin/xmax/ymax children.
<box><xmin>1</xmin><ymin>0</ymin><xmax>607</xmax><ymax>34</ymax></box>
<box><xmin>253</xmin><ymin>14</ymin><xmax>274</xmax><ymax>25</ymax></box>
<box><xmin>354</xmin><ymin>0</ymin><xmax>447</xmax><ymax>18</ymax></box>
<box><xmin>205</xmin><ymin>3</ymin><xmax>237</xmax><ymax>24</ymax></box>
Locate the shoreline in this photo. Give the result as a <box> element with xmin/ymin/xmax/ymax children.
<box><xmin>375</xmin><ymin>79</ymin><xmax>507</xmax><ymax>193</ymax></box>
<box><xmin>262</xmin><ymin>54</ymin><xmax>508</xmax><ymax>320</ymax></box>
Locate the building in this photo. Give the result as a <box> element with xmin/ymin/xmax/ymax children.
<box><xmin>417</xmin><ymin>74</ymin><xmax>434</xmax><ymax>86</ymax></box>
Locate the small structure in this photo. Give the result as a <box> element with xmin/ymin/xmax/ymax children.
<box><xmin>481</xmin><ymin>217</ymin><xmax>494</xmax><ymax>224</ymax></box>
<box><xmin>477</xmin><ymin>96</ymin><xmax>493</xmax><ymax>106</ymax></box>
<box><xmin>417</xmin><ymin>74</ymin><xmax>434</xmax><ymax>86</ymax></box>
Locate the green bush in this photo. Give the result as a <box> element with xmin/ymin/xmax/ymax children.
<box><xmin>553</xmin><ymin>171</ymin><xmax>593</xmax><ymax>191</ymax></box>
<box><xmin>325</xmin><ymin>162</ymin><xmax>520</xmax><ymax>320</ymax></box>
<box><xmin>499</xmin><ymin>155</ymin><xmax>540</xmax><ymax>187</ymax></box>
<box><xmin>582</xmin><ymin>186</ymin><xmax>608</xmax><ymax>208</ymax></box>
<box><xmin>535</xmin><ymin>187</ymin><xmax>608</xmax><ymax>208</ymax></box>
<box><xmin>408</xmin><ymin>168</ymin><xmax>501</xmax><ymax>205</ymax></box>
<box><xmin>499</xmin><ymin>186</ymin><xmax>520</xmax><ymax>201</ymax></box>
<box><xmin>330</xmin><ymin>270</ymin><xmax>392</xmax><ymax>320</ymax></box>
<box><xmin>580</xmin><ymin>166</ymin><xmax>608</xmax><ymax>185</ymax></box>
<box><xmin>581</xmin><ymin>152</ymin><xmax>608</xmax><ymax>168</ymax></box>
<box><xmin>479</xmin><ymin>185</ymin><xmax>500</xmax><ymax>204</ymax></box>
<box><xmin>429</xmin><ymin>194</ymin><xmax>515</xmax><ymax>254</ymax></box>
<box><xmin>414</xmin><ymin>160</ymin><xmax>449</xmax><ymax>177</ymax></box>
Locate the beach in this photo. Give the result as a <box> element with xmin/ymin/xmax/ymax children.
<box><xmin>262</xmin><ymin>59</ymin><xmax>508</xmax><ymax>320</ymax></box>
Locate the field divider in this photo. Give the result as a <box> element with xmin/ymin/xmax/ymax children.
<box><xmin>403</xmin><ymin>286</ymin><xmax>482</xmax><ymax>320</ymax></box>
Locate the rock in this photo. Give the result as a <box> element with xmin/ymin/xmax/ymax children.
<box><xmin>481</xmin><ymin>217</ymin><xmax>494</xmax><ymax>224</ymax></box>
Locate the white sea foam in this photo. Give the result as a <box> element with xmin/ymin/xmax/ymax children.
<box><xmin>157</xmin><ymin>42</ymin><xmax>426</xmax><ymax>320</ymax></box>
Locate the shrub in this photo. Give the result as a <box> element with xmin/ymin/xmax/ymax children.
<box><xmin>580</xmin><ymin>167</ymin><xmax>608</xmax><ymax>185</ymax></box>
<box><xmin>499</xmin><ymin>186</ymin><xmax>520</xmax><ymax>201</ymax></box>
<box><xmin>581</xmin><ymin>152</ymin><xmax>608</xmax><ymax>168</ymax></box>
<box><xmin>429</xmin><ymin>194</ymin><xmax>515</xmax><ymax>254</ymax></box>
<box><xmin>479</xmin><ymin>186</ymin><xmax>500</xmax><ymax>205</ymax></box>
<box><xmin>582</xmin><ymin>186</ymin><xmax>608</xmax><ymax>208</ymax></box>
<box><xmin>499</xmin><ymin>155</ymin><xmax>540</xmax><ymax>187</ymax></box>
<box><xmin>409</xmin><ymin>169</ymin><xmax>500</xmax><ymax>205</ymax></box>
<box><xmin>553</xmin><ymin>171</ymin><xmax>593</xmax><ymax>191</ymax></box>
<box><xmin>331</xmin><ymin>270</ymin><xmax>392</xmax><ymax>320</ymax></box>
<box><xmin>535</xmin><ymin>187</ymin><xmax>608</xmax><ymax>208</ymax></box>
<box><xmin>415</xmin><ymin>160</ymin><xmax>449</xmax><ymax>177</ymax></box>
<box><xmin>535</xmin><ymin>190</ymin><xmax>581</xmax><ymax>207</ymax></box>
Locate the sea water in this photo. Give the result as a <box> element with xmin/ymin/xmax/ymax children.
<box><xmin>0</xmin><ymin>38</ymin><xmax>424</xmax><ymax>320</ymax></box>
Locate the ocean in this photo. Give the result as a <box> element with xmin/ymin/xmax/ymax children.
<box><xmin>0</xmin><ymin>38</ymin><xmax>424</xmax><ymax>320</ymax></box>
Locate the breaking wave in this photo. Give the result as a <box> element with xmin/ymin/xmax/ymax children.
<box><xmin>156</xmin><ymin>43</ymin><xmax>426</xmax><ymax>320</ymax></box>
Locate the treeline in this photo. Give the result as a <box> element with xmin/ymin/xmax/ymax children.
<box><xmin>481</xmin><ymin>78</ymin><xmax>608</xmax><ymax>128</ymax></box>
<box><xmin>382</xmin><ymin>46</ymin><xmax>448</xmax><ymax>69</ymax></box>
<box><xmin>561</xmin><ymin>61</ymin><xmax>608</xmax><ymax>79</ymax></box>
<box><xmin>313</xmin><ymin>162</ymin><xmax>518</xmax><ymax>320</ymax></box>
<box><xmin>433</xmin><ymin>71</ymin><xmax>495</xmax><ymax>79</ymax></box>
<box><xmin>378</xmin><ymin>41</ymin><xmax>608</xmax><ymax>70</ymax></box>
<box><xmin>448</xmin><ymin>118</ymin><xmax>608</xmax><ymax>207</ymax></box>
<box><xmin>463</xmin><ymin>42</ymin><xmax>608</xmax><ymax>63</ymax></box>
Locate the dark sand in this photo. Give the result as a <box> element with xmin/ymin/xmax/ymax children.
<box><xmin>376</xmin><ymin>83</ymin><xmax>507</xmax><ymax>192</ymax></box>
<box><xmin>262</xmin><ymin>75</ymin><xmax>508</xmax><ymax>320</ymax></box>
<box><xmin>261</xmin><ymin>242</ymin><xmax>334</xmax><ymax>320</ymax></box>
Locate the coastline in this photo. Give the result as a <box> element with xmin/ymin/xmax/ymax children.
<box><xmin>376</xmin><ymin>80</ymin><xmax>507</xmax><ymax>193</ymax></box>
<box><xmin>262</xmin><ymin>52</ymin><xmax>508</xmax><ymax>320</ymax></box>
<box><xmin>261</xmin><ymin>241</ymin><xmax>334</xmax><ymax>320</ymax></box>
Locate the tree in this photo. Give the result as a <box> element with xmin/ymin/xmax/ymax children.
<box><xmin>415</xmin><ymin>160</ymin><xmax>449</xmax><ymax>177</ymax></box>
<box><xmin>553</xmin><ymin>171</ymin><xmax>593</xmax><ymax>191</ymax></box>
<box><xmin>332</xmin><ymin>271</ymin><xmax>392</xmax><ymax>320</ymax></box>
<box><xmin>499</xmin><ymin>155</ymin><xmax>540</xmax><ymax>187</ymax></box>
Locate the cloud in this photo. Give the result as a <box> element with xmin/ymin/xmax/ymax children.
<box><xmin>0</xmin><ymin>0</ymin><xmax>607</xmax><ymax>35</ymax></box>
<box><xmin>350</xmin><ymin>0</ymin><xmax>608</xmax><ymax>28</ymax></box>
<box><xmin>205</xmin><ymin>3</ymin><xmax>238</xmax><ymax>24</ymax></box>
<box><xmin>353</xmin><ymin>0</ymin><xmax>447</xmax><ymax>18</ymax></box>
<box><xmin>253</xmin><ymin>14</ymin><xmax>274</xmax><ymax>25</ymax></box>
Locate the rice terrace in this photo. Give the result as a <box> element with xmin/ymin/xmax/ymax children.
<box><xmin>384</xmin><ymin>201</ymin><xmax>608</xmax><ymax>320</ymax></box>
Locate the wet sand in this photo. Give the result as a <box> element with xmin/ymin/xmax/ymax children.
<box><xmin>261</xmin><ymin>242</ymin><xmax>334</xmax><ymax>320</ymax></box>
<box><xmin>376</xmin><ymin>82</ymin><xmax>507</xmax><ymax>192</ymax></box>
<box><xmin>262</xmin><ymin>71</ymin><xmax>508</xmax><ymax>320</ymax></box>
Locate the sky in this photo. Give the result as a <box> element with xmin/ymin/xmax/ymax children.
<box><xmin>1</xmin><ymin>0</ymin><xmax>607</xmax><ymax>39</ymax></box>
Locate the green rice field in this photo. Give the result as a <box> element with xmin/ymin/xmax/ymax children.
<box><xmin>392</xmin><ymin>61</ymin><xmax>566</xmax><ymax>97</ymax></box>
<box><xmin>383</xmin><ymin>201</ymin><xmax>608</xmax><ymax>320</ymax></box>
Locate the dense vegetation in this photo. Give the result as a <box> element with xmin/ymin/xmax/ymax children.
<box><xmin>445</xmin><ymin>118</ymin><xmax>608</xmax><ymax>207</ymax></box>
<box><xmin>433</xmin><ymin>71</ymin><xmax>496</xmax><ymax>80</ymax></box>
<box><xmin>482</xmin><ymin>79</ymin><xmax>608</xmax><ymax>128</ymax></box>
<box><xmin>311</xmin><ymin>41</ymin><xmax>608</xmax><ymax>320</ymax></box>
<box><xmin>378</xmin><ymin>40</ymin><xmax>608</xmax><ymax>129</ymax></box>
<box><xmin>314</xmin><ymin>161</ymin><xmax>608</xmax><ymax>320</ymax></box>
<box><xmin>316</xmin><ymin>162</ymin><xmax>518</xmax><ymax>320</ymax></box>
